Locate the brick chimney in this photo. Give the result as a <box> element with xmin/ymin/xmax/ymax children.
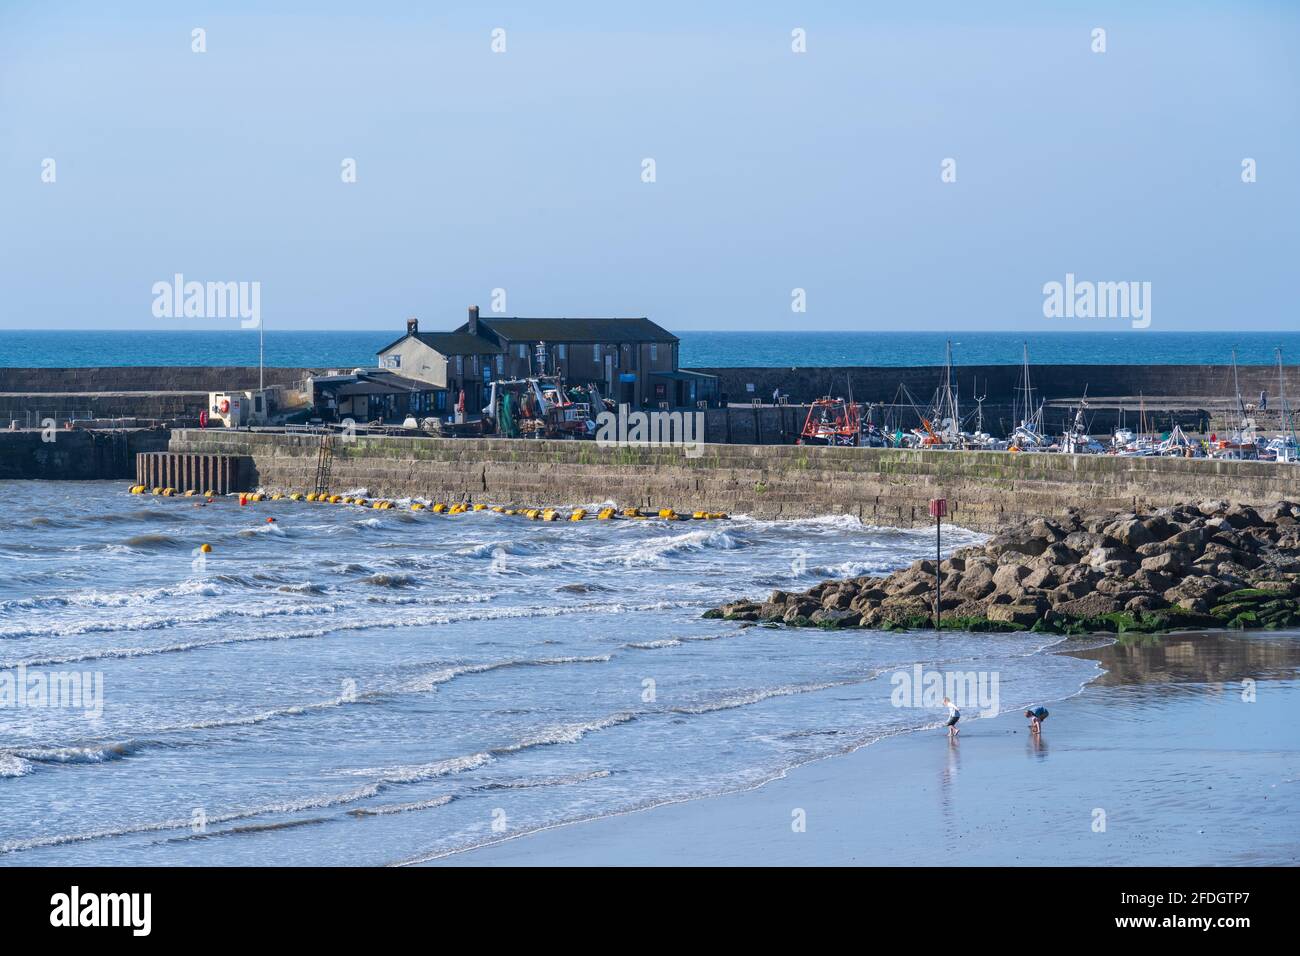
<box><xmin>406</xmin><ymin>317</ymin><xmax>418</xmax><ymax>336</ymax></box>
<box><xmin>468</xmin><ymin>305</ymin><xmax>479</xmax><ymax>335</ymax></box>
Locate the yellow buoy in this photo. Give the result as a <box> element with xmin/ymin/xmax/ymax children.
<box><xmin>570</xmin><ymin>509</ymin><xmax>586</xmax><ymax>521</ymax></box>
<box><xmin>289</xmin><ymin>493</ymin><xmax>303</xmax><ymax>501</ymax></box>
<box><xmin>597</xmin><ymin>507</ymin><xmax>615</xmax><ymax>520</ymax></box>
<box><xmin>658</xmin><ymin>508</ymin><xmax>676</xmax><ymax>519</ymax></box>
<box><xmin>692</xmin><ymin>510</ymin><xmax>707</xmax><ymax>519</ymax></box>
<box><xmin>199</xmin><ymin>543</ymin><xmax>212</xmax><ymax>553</ymax></box>
<box><xmin>491</xmin><ymin>505</ymin><xmax>504</xmax><ymax>513</ymax></box>
<box><xmin>504</xmin><ymin>509</ymin><xmax>516</xmax><ymax>516</ymax></box>
<box><xmin>432</xmin><ymin>503</ymin><xmax>448</xmax><ymax>513</ymax></box>
<box><xmin>473</xmin><ymin>503</ymin><xmax>486</xmax><ymax>511</ymax></box>
<box><xmin>623</xmin><ymin>507</ymin><xmax>640</xmax><ymax>518</ymax></box>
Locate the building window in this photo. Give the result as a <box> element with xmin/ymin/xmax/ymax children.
<box><xmin>557</xmin><ymin>344</ymin><xmax>567</xmax><ymax>360</ymax></box>
<box><xmin>592</xmin><ymin>344</ymin><xmax>600</xmax><ymax>362</ymax></box>
<box><xmin>517</xmin><ymin>344</ymin><xmax>526</xmax><ymax>359</ymax></box>
<box><xmin>382</xmin><ymin>354</ymin><xmax>401</xmax><ymax>369</ymax></box>
<box><xmin>496</xmin><ymin>355</ymin><xmax>504</xmax><ymax>373</ymax></box>
<box><xmin>650</xmin><ymin>344</ymin><xmax>658</xmax><ymax>362</ymax></box>
<box><xmin>455</xmin><ymin>356</ymin><xmax>464</xmax><ymax>375</ymax></box>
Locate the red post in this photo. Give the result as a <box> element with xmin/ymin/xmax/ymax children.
<box><xmin>929</xmin><ymin>498</ymin><xmax>947</xmax><ymax>629</ymax></box>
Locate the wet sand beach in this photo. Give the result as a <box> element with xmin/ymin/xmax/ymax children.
<box><xmin>430</xmin><ymin>631</ymin><xmax>1300</xmax><ymax>866</ymax></box>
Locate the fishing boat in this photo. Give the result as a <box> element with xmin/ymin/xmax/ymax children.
<box><xmin>797</xmin><ymin>397</ymin><xmax>862</xmax><ymax>446</ymax></box>
<box><xmin>1159</xmin><ymin>424</ymin><xmax>1200</xmax><ymax>457</ymax></box>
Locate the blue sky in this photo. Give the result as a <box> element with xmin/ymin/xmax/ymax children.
<box><xmin>1</xmin><ymin>1</ymin><xmax>1296</xmax><ymax>332</ymax></box>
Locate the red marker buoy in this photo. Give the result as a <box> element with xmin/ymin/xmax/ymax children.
<box><xmin>267</xmin><ymin>517</ymin><xmax>276</xmax><ymax>523</ymax></box>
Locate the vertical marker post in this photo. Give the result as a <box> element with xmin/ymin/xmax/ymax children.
<box><xmin>929</xmin><ymin>498</ymin><xmax>947</xmax><ymax>630</ymax></box>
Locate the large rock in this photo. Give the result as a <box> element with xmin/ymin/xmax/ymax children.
<box><xmin>986</xmin><ymin>604</ymin><xmax>1041</xmax><ymax>627</ymax></box>
<box><xmin>1054</xmin><ymin>593</ymin><xmax>1123</xmax><ymax>619</ymax></box>
<box><xmin>1140</xmin><ymin>550</ymin><xmax>1187</xmax><ymax>575</ymax></box>
<box><xmin>992</xmin><ymin>564</ymin><xmax>1029</xmax><ymax>593</ymax></box>
<box><xmin>1086</xmin><ymin>546</ymin><xmax>1138</xmax><ymax>568</ymax></box>
<box><xmin>1105</xmin><ymin>519</ymin><xmax>1154</xmax><ymax>548</ymax></box>
<box><xmin>821</xmin><ymin>589</ymin><xmax>855</xmax><ymax>610</ymax></box>
<box><xmin>1023</xmin><ymin>566</ymin><xmax>1058</xmax><ymax>590</ymax></box>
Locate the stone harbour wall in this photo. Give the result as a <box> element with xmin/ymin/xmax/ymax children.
<box><xmin>167</xmin><ymin>429</ymin><xmax>1300</xmax><ymax>533</ymax></box>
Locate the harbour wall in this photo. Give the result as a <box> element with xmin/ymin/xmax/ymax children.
<box><xmin>6</xmin><ymin>364</ymin><xmax>1293</xmax><ymax>435</ymax></box>
<box><xmin>0</xmin><ymin>367</ymin><xmax>322</xmax><ymax>425</ymax></box>
<box><xmin>0</xmin><ymin>428</ymin><xmax>171</xmax><ymax>481</ymax></box>
<box><xmin>167</xmin><ymin>429</ymin><xmax>1300</xmax><ymax>533</ymax></box>
<box><xmin>697</xmin><ymin>363</ymin><xmax>1300</xmax><ymax>434</ymax></box>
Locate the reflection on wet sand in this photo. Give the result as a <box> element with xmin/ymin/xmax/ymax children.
<box><xmin>1061</xmin><ymin>630</ymin><xmax>1300</xmax><ymax>687</ymax></box>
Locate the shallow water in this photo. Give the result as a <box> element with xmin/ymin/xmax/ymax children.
<box><xmin>0</xmin><ymin>480</ymin><xmax>1101</xmax><ymax>865</ymax></box>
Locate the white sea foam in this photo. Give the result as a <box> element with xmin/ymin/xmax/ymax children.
<box><xmin>0</xmin><ymin>753</ymin><xmax>33</xmax><ymax>778</ymax></box>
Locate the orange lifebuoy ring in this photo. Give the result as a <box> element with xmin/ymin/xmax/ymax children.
<box><xmin>199</xmin><ymin>410</ymin><xmax>209</xmax><ymax>428</ymax></box>
<box><xmin>218</xmin><ymin>398</ymin><xmax>230</xmax><ymax>414</ymax></box>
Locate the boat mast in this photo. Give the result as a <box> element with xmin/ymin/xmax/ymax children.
<box><xmin>1232</xmin><ymin>347</ymin><xmax>1245</xmax><ymax>429</ymax></box>
<box><xmin>1279</xmin><ymin>347</ymin><xmax>1296</xmax><ymax>445</ymax></box>
<box><xmin>1016</xmin><ymin>342</ymin><xmax>1034</xmax><ymax>428</ymax></box>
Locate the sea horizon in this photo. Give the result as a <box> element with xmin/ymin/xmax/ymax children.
<box><xmin>5</xmin><ymin>329</ymin><xmax>1300</xmax><ymax>369</ymax></box>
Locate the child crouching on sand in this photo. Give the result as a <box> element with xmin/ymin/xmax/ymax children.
<box><xmin>1025</xmin><ymin>706</ymin><xmax>1049</xmax><ymax>733</ymax></box>
<box><xmin>943</xmin><ymin>696</ymin><xmax>960</xmax><ymax>737</ymax></box>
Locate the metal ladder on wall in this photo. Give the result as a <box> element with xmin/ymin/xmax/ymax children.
<box><xmin>314</xmin><ymin>433</ymin><xmax>334</xmax><ymax>495</ymax></box>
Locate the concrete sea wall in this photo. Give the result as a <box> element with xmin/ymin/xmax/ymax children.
<box><xmin>0</xmin><ymin>429</ymin><xmax>171</xmax><ymax>480</ymax></box>
<box><xmin>0</xmin><ymin>367</ymin><xmax>323</xmax><ymax>424</ymax></box>
<box><xmin>168</xmin><ymin>429</ymin><xmax>1300</xmax><ymax>533</ymax></box>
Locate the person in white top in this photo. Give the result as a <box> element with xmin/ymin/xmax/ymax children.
<box><xmin>943</xmin><ymin>696</ymin><xmax>960</xmax><ymax>737</ymax></box>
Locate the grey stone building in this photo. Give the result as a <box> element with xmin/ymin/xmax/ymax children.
<box><xmin>376</xmin><ymin>306</ymin><xmax>716</xmax><ymax>410</ymax></box>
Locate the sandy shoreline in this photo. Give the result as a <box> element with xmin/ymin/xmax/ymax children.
<box><xmin>427</xmin><ymin>631</ymin><xmax>1300</xmax><ymax>866</ymax></box>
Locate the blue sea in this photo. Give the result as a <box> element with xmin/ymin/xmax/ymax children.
<box><xmin>3</xmin><ymin>330</ymin><xmax>1299</xmax><ymax>369</ymax></box>
<box><xmin>0</xmin><ymin>482</ymin><xmax>1100</xmax><ymax>865</ymax></box>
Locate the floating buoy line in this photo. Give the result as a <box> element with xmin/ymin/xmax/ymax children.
<box><xmin>126</xmin><ymin>485</ymin><xmax>728</xmax><ymax>521</ymax></box>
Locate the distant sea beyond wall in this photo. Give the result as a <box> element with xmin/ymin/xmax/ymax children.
<box><xmin>5</xmin><ymin>330</ymin><xmax>1300</xmax><ymax>369</ymax></box>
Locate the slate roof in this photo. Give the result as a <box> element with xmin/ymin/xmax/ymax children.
<box><xmin>378</xmin><ymin>316</ymin><xmax>676</xmax><ymax>357</ymax></box>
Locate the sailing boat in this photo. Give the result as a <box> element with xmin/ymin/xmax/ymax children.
<box><xmin>1212</xmin><ymin>348</ymin><xmax>1261</xmax><ymax>459</ymax></box>
<box><xmin>1263</xmin><ymin>347</ymin><xmax>1298</xmax><ymax>462</ymax></box>
<box><xmin>1060</xmin><ymin>387</ymin><xmax>1103</xmax><ymax>454</ymax></box>
<box><xmin>1113</xmin><ymin>392</ymin><xmax>1158</xmax><ymax>455</ymax></box>
<box><xmin>1009</xmin><ymin>343</ymin><xmax>1047</xmax><ymax>451</ymax></box>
